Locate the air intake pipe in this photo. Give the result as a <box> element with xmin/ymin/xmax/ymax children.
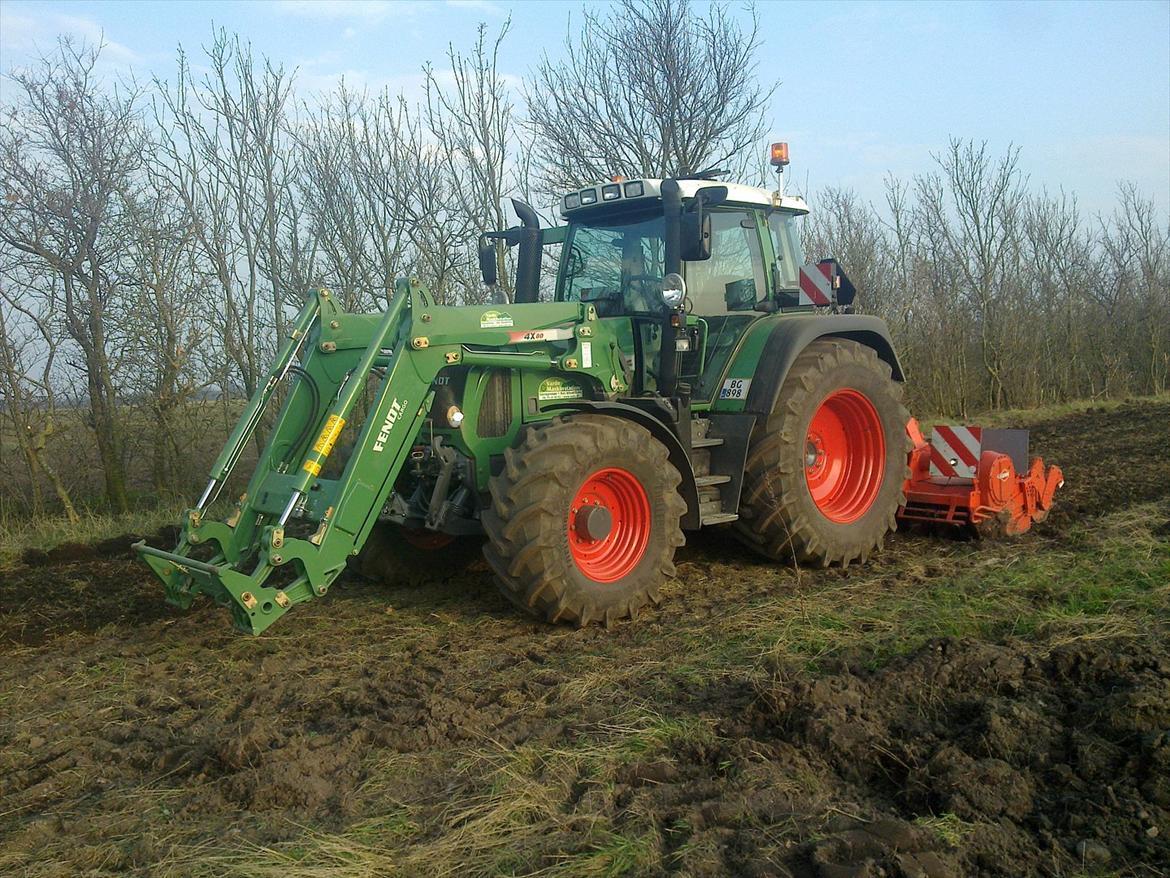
<box><xmin>511</xmin><ymin>198</ymin><xmax>542</xmax><ymax>304</ymax></box>
<box><xmin>659</xmin><ymin>180</ymin><xmax>684</xmax><ymax>398</ymax></box>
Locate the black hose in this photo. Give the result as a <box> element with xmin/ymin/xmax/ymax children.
<box><xmin>284</xmin><ymin>365</ymin><xmax>321</xmax><ymax>467</ymax></box>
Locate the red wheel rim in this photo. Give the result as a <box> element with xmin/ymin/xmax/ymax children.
<box><xmin>804</xmin><ymin>389</ymin><xmax>885</xmax><ymax>523</ymax></box>
<box><xmin>401</xmin><ymin>528</ymin><xmax>456</xmax><ymax>551</ymax></box>
<box><xmin>567</xmin><ymin>467</ymin><xmax>650</xmax><ymax>582</ymax></box>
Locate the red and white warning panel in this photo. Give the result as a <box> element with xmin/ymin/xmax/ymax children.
<box><xmin>929</xmin><ymin>425</ymin><xmax>982</xmax><ymax>479</ymax></box>
<box><xmin>898</xmin><ymin>419</ymin><xmax>1064</xmax><ymax>535</ymax></box>
<box><xmin>798</xmin><ymin>261</ymin><xmax>833</xmax><ymax>306</ymax></box>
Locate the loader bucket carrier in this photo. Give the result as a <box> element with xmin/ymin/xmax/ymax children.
<box><xmin>136</xmin><ymin>142</ymin><xmax>1064</xmax><ymax>634</ymax></box>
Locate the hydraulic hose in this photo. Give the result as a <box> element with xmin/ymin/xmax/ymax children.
<box><xmin>283</xmin><ymin>366</ymin><xmax>321</xmax><ymax>469</ymax></box>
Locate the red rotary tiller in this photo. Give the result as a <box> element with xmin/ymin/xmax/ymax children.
<box><xmin>898</xmin><ymin>420</ymin><xmax>1065</xmax><ymax>536</ymax></box>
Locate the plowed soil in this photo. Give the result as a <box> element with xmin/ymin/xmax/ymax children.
<box><xmin>1</xmin><ymin>400</ymin><xmax>1168</xmax><ymax>877</ymax></box>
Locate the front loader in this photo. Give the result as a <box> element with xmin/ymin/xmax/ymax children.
<box><xmin>136</xmin><ymin>143</ymin><xmax>1063</xmax><ymax>634</ymax></box>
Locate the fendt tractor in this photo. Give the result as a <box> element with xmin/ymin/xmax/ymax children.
<box><xmin>136</xmin><ymin>144</ymin><xmax>1064</xmax><ymax>634</ymax></box>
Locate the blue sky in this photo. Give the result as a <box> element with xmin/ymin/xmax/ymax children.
<box><xmin>1</xmin><ymin>0</ymin><xmax>1167</xmax><ymax>216</ymax></box>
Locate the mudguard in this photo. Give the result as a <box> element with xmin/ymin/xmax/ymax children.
<box><xmin>741</xmin><ymin>314</ymin><xmax>905</xmax><ymax>416</ymax></box>
<box><xmin>545</xmin><ymin>399</ymin><xmax>703</xmax><ymax>530</ymax></box>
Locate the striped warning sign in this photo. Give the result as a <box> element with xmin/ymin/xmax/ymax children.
<box><xmin>798</xmin><ymin>262</ymin><xmax>833</xmax><ymax>306</ymax></box>
<box><xmin>929</xmin><ymin>425</ymin><xmax>983</xmax><ymax>479</ymax></box>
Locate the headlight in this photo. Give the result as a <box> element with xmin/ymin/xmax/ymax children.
<box><xmin>446</xmin><ymin>405</ymin><xmax>464</xmax><ymax>428</ymax></box>
<box><xmin>661</xmin><ymin>273</ymin><xmax>686</xmax><ymax>308</ymax></box>
<box><xmin>601</xmin><ymin>184</ymin><xmax>621</xmax><ymax>201</ymax></box>
<box><xmin>579</xmin><ymin>188</ymin><xmax>597</xmax><ymax>205</ymax></box>
<box><xmin>564</xmin><ymin>193</ymin><xmax>580</xmax><ymax>210</ymax></box>
<box><xmin>623</xmin><ymin>181</ymin><xmax>644</xmax><ymax>198</ymax></box>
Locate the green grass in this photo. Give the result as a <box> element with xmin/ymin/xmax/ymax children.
<box><xmin>2</xmin><ymin>399</ymin><xmax>1167</xmax><ymax>878</ymax></box>
<box><xmin>947</xmin><ymin>391</ymin><xmax>1170</xmax><ymax>428</ymax></box>
<box><xmin>729</xmin><ymin>503</ymin><xmax>1169</xmax><ymax>671</ymax></box>
<box><xmin>0</xmin><ymin>501</ymin><xmax>190</xmax><ymax>565</ymax></box>
<box><xmin>914</xmin><ymin>812</ymin><xmax>975</xmax><ymax>847</ymax></box>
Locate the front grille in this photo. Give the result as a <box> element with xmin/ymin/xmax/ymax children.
<box><xmin>477</xmin><ymin>369</ymin><xmax>512</xmax><ymax>438</ymax></box>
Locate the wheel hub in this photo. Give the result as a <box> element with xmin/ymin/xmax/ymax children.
<box><xmin>574</xmin><ymin>504</ymin><xmax>613</xmax><ymax>541</ymax></box>
<box><xmin>804</xmin><ymin>389</ymin><xmax>886</xmax><ymax>524</ymax></box>
<box><xmin>567</xmin><ymin>467</ymin><xmax>650</xmax><ymax>583</ymax></box>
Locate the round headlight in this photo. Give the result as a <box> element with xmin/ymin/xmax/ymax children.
<box><xmin>662</xmin><ymin>273</ymin><xmax>687</xmax><ymax>308</ymax></box>
<box><xmin>446</xmin><ymin>405</ymin><xmax>465</xmax><ymax>428</ymax></box>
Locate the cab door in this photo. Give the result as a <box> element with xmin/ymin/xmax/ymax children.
<box><xmin>682</xmin><ymin>207</ymin><xmax>770</xmax><ymax>403</ymax></box>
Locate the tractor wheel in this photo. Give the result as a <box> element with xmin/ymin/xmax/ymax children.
<box><xmin>483</xmin><ymin>414</ymin><xmax>686</xmax><ymax>626</ymax></box>
<box><xmin>735</xmin><ymin>339</ymin><xmax>910</xmax><ymax>567</ymax></box>
<box><xmin>357</xmin><ymin>522</ymin><xmax>481</xmax><ymax>586</ymax></box>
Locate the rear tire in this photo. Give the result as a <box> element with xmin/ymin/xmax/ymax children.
<box><xmin>735</xmin><ymin>339</ymin><xmax>910</xmax><ymax>567</ymax></box>
<box><xmin>483</xmin><ymin>414</ymin><xmax>686</xmax><ymax>626</ymax></box>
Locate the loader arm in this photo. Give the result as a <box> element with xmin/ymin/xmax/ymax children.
<box><xmin>136</xmin><ymin>278</ymin><xmax>604</xmax><ymax>634</ymax></box>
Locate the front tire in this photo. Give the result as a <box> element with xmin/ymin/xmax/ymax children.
<box><xmin>357</xmin><ymin>523</ymin><xmax>481</xmax><ymax>585</ymax></box>
<box><xmin>483</xmin><ymin>414</ymin><xmax>686</xmax><ymax>626</ymax></box>
<box><xmin>735</xmin><ymin>339</ymin><xmax>910</xmax><ymax>567</ymax></box>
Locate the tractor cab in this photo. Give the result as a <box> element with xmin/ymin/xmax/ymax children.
<box><xmin>552</xmin><ymin>177</ymin><xmax>811</xmax><ymax>403</ymax></box>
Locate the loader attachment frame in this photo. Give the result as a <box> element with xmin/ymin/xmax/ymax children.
<box><xmin>135</xmin><ymin>280</ymin><xmax>436</xmax><ymax>633</ymax></box>
<box><xmin>136</xmin><ymin>279</ymin><xmax>608</xmax><ymax>634</ymax></box>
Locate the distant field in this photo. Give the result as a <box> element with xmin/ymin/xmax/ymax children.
<box><xmin>0</xmin><ymin>399</ymin><xmax>1167</xmax><ymax>877</ymax></box>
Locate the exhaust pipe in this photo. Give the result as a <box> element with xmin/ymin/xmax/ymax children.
<box><xmin>511</xmin><ymin>198</ymin><xmax>542</xmax><ymax>304</ymax></box>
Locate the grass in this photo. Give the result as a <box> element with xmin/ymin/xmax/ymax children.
<box><xmin>0</xmin><ymin>500</ymin><xmax>189</xmax><ymax>565</ymax></box>
<box><xmin>99</xmin><ymin>502</ymin><xmax>1163</xmax><ymax>877</ymax></box>
<box><xmin>2</xmin><ymin>398</ymin><xmax>1168</xmax><ymax>877</ymax></box>
<box><xmin>946</xmin><ymin>391</ymin><xmax>1170</xmax><ymax>428</ymax></box>
<box><xmin>913</xmin><ymin>812</ymin><xmax>975</xmax><ymax>847</ymax></box>
<box><xmin>724</xmin><ymin>502</ymin><xmax>1169</xmax><ymax>671</ymax></box>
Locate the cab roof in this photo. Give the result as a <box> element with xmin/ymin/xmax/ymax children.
<box><xmin>559</xmin><ymin>178</ymin><xmax>809</xmax><ymax>219</ymax></box>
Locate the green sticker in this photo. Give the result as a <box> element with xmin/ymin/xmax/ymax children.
<box><xmin>479</xmin><ymin>310</ymin><xmax>514</xmax><ymax>328</ymax></box>
<box><xmin>537</xmin><ymin>377</ymin><xmax>584</xmax><ymax>401</ymax></box>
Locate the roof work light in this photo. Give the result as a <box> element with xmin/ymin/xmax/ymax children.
<box><xmin>770</xmin><ymin>142</ymin><xmax>790</xmax><ymax>167</ymax></box>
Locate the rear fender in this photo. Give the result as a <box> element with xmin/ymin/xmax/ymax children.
<box><xmin>740</xmin><ymin>315</ymin><xmax>905</xmax><ymax>416</ymax></box>
<box><xmin>545</xmin><ymin>400</ymin><xmax>702</xmax><ymax>529</ymax></box>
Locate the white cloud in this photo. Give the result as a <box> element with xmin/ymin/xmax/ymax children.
<box><xmin>274</xmin><ymin>0</ymin><xmax>505</xmax><ymax>23</ymax></box>
<box><xmin>274</xmin><ymin>1</ymin><xmax>425</xmax><ymax>22</ymax></box>
<box><xmin>445</xmin><ymin>0</ymin><xmax>505</xmax><ymax>15</ymax></box>
<box><xmin>0</xmin><ymin>8</ymin><xmax>142</xmax><ymax>69</ymax></box>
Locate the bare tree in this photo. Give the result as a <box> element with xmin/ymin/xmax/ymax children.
<box><xmin>154</xmin><ymin>31</ymin><xmax>300</xmax><ymax>399</ymax></box>
<box><xmin>917</xmin><ymin>140</ymin><xmax>1026</xmax><ymax>410</ymax></box>
<box><xmin>0</xmin><ymin>286</ymin><xmax>79</xmax><ymax>522</ymax></box>
<box><xmin>121</xmin><ymin>179</ymin><xmax>208</xmax><ymax>493</ymax></box>
<box><xmin>525</xmin><ymin>0</ymin><xmax>775</xmax><ymax>191</ymax></box>
<box><xmin>0</xmin><ymin>39</ymin><xmax>147</xmax><ymax>511</ymax></box>
<box><xmin>426</xmin><ymin>20</ymin><xmax>528</xmax><ymax>301</ymax></box>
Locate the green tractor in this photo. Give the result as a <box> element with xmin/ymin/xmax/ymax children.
<box><xmin>136</xmin><ymin>145</ymin><xmax>915</xmax><ymax>634</ymax></box>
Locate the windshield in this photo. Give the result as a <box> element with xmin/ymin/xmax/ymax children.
<box><xmin>558</xmin><ymin>211</ymin><xmax>665</xmax><ymax>316</ymax></box>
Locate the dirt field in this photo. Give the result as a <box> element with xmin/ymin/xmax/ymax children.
<box><xmin>2</xmin><ymin>400</ymin><xmax>1168</xmax><ymax>877</ymax></box>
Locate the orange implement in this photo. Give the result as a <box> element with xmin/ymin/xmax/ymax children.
<box><xmin>898</xmin><ymin>419</ymin><xmax>1064</xmax><ymax>536</ymax></box>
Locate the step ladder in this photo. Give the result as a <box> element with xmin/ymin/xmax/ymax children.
<box><xmin>691</xmin><ymin>418</ymin><xmax>740</xmax><ymax>526</ymax></box>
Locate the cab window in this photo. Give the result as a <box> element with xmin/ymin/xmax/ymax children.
<box><xmin>559</xmin><ymin>212</ymin><xmax>665</xmax><ymax>315</ymax></box>
<box><xmin>767</xmin><ymin>211</ymin><xmax>803</xmax><ymax>292</ymax></box>
<box><xmin>685</xmin><ymin>209</ymin><xmax>767</xmax><ymax>316</ymax></box>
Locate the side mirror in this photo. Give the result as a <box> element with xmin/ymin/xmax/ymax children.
<box><xmin>697</xmin><ymin>185</ymin><xmax>729</xmax><ymax>208</ymax></box>
<box><xmin>478</xmin><ymin>238</ymin><xmax>498</xmax><ymax>287</ymax></box>
<box><xmin>680</xmin><ymin>212</ymin><xmax>712</xmax><ymax>261</ymax></box>
<box><xmin>679</xmin><ymin>185</ymin><xmax>728</xmax><ymax>262</ymax></box>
